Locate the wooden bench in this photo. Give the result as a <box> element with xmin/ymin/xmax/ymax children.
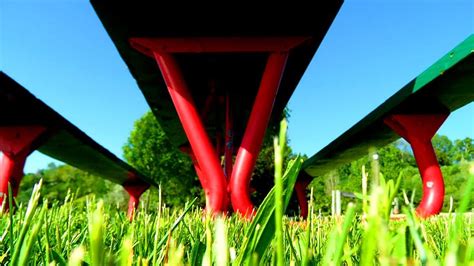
<box><xmin>297</xmin><ymin>34</ymin><xmax>474</xmax><ymax>217</ymax></box>
<box><xmin>0</xmin><ymin>72</ymin><xmax>152</xmax><ymax>218</ymax></box>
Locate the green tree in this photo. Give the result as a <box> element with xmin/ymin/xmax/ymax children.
<box><xmin>442</xmin><ymin>162</ymin><xmax>474</xmax><ymax>210</ymax></box>
<box><xmin>18</xmin><ymin>164</ymin><xmax>125</xmax><ymax>206</ymax></box>
<box><xmin>123</xmin><ymin>109</ymin><xmax>295</xmax><ymax>210</ymax></box>
<box><xmin>452</xmin><ymin>137</ymin><xmax>474</xmax><ymax>162</ymax></box>
<box><xmin>123</xmin><ymin>111</ymin><xmax>201</xmax><ymax>208</ymax></box>
<box><xmin>309</xmin><ymin>134</ymin><xmax>474</xmax><ymax>214</ymax></box>
<box><xmin>310</xmin><ymin>141</ymin><xmax>420</xmax><ymax>214</ymax></box>
<box><xmin>250</xmin><ymin>131</ymin><xmax>294</xmax><ymax>206</ymax></box>
<box><xmin>432</xmin><ymin>134</ymin><xmax>455</xmax><ymax>166</ymax></box>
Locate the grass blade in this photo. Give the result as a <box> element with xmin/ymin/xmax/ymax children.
<box><xmin>235</xmin><ymin>156</ymin><xmax>303</xmax><ymax>265</ymax></box>
<box><xmin>88</xmin><ymin>200</ymin><xmax>105</xmax><ymax>266</ymax></box>
<box><xmin>17</xmin><ymin>202</ymin><xmax>47</xmax><ymax>265</ymax></box>
<box><xmin>11</xmin><ymin>180</ymin><xmax>43</xmax><ymax>265</ymax></box>
<box><xmin>274</xmin><ymin>119</ymin><xmax>287</xmax><ymax>266</ymax></box>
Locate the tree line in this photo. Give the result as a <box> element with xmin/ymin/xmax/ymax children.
<box><xmin>18</xmin><ymin>111</ymin><xmax>473</xmax><ymax>214</ymax></box>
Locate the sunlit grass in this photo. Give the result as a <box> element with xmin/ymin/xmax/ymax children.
<box><xmin>0</xmin><ymin>123</ymin><xmax>473</xmax><ymax>265</ymax></box>
<box><xmin>0</xmin><ymin>175</ymin><xmax>472</xmax><ymax>265</ymax></box>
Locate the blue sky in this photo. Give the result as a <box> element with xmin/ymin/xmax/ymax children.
<box><xmin>1</xmin><ymin>0</ymin><xmax>473</xmax><ymax>174</ymax></box>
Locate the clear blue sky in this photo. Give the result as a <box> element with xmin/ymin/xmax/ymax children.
<box><xmin>1</xmin><ymin>0</ymin><xmax>473</xmax><ymax>174</ymax></box>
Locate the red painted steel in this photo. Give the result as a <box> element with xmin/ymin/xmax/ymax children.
<box><xmin>180</xmin><ymin>146</ymin><xmax>211</xmax><ymax>207</ymax></box>
<box><xmin>216</xmin><ymin>131</ymin><xmax>223</xmax><ymax>158</ymax></box>
<box><xmin>294</xmin><ymin>178</ymin><xmax>311</xmax><ymax>218</ymax></box>
<box><xmin>0</xmin><ymin>126</ymin><xmax>46</xmax><ymax>209</ymax></box>
<box><xmin>130</xmin><ymin>38</ymin><xmax>300</xmax><ymax>216</ymax></box>
<box><xmin>124</xmin><ymin>183</ymin><xmax>150</xmax><ymax>220</ymax></box>
<box><xmin>0</xmin><ymin>152</ymin><xmax>27</xmax><ymax>207</ymax></box>
<box><xmin>130</xmin><ymin>37</ymin><xmax>308</xmax><ymax>56</ymax></box>
<box><xmin>0</xmin><ymin>126</ymin><xmax>46</xmax><ymax>155</ymax></box>
<box><xmin>153</xmin><ymin>52</ymin><xmax>228</xmax><ymax>213</ymax></box>
<box><xmin>384</xmin><ymin>113</ymin><xmax>449</xmax><ymax>217</ymax></box>
<box><xmin>224</xmin><ymin>94</ymin><xmax>233</xmax><ymax>179</ymax></box>
<box><xmin>0</xmin><ymin>153</ymin><xmax>13</xmax><ymax>206</ymax></box>
<box><xmin>230</xmin><ymin>52</ymin><xmax>288</xmax><ymax>217</ymax></box>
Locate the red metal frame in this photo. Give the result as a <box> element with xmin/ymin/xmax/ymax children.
<box><xmin>216</xmin><ymin>131</ymin><xmax>223</xmax><ymax>158</ymax></box>
<box><xmin>130</xmin><ymin>37</ymin><xmax>308</xmax><ymax>56</ymax></box>
<box><xmin>153</xmin><ymin>52</ymin><xmax>229</xmax><ymax>213</ymax></box>
<box><xmin>0</xmin><ymin>126</ymin><xmax>46</xmax><ymax>209</ymax></box>
<box><xmin>294</xmin><ymin>176</ymin><xmax>312</xmax><ymax>218</ymax></box>
<box><xmin>0</xmin><ymin>152</ymin><xmax>27</xmax><ymax>200</ymax></box>
<box><xmin>124</xmin><ymin>182</ymin><xmax>150</xmax><ymax>220</ymax></box>
<box><xmin>384</xmin><ymin>113</ymin><xmax>449</xmax><ymax>217</ymax></box>
<box><xmin>180</xmin><ymin>146</ymin><xmax>212</xmax><ymax>208</ymax></box>
<box><xmin>130</xmin><ymin>37</ymin><xmax>296</xmax><ymax>216</ymax></box>
<box><xmin>229</xmin><ymin>52</ymin><xmax>288</xmax><ymax>216</ymax></box>
<box><xmin>224</xmin><ymin>94</ymin><xmax>233</xmax><ymax>179</ymax></box>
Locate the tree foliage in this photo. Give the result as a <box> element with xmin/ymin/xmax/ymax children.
<box><xmin>432</xmin><ymin>135</ymin><xmax>455</xmax><ymax>166</ymax></box>
<box><xmin>122</xmin><ymin>111</ymin><xmax>201</xmax><ymax>208</ymax></box>
<box><xmin>311</xmin><ymin>135</ymin><xmax>474</xmax><ymax>214</ymax></box>
<box><xmin>18</xmin><ymin>163</ymin><xmax>126</xmax><ymax>206</ymax></box>
<box><xmin>250</xmin><ymin>130</ymin><xmax>294</xmax><ymax>206</ymax></box>
<box><xmin>17</xmin><ymin>108</ymin><xmax>472</xmax><ymax>216</ymax></box>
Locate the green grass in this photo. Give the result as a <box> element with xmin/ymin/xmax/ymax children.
<box><xmin>0</xmin><ymin>171</ymin><xmax>473</xmax><ymax>265</ymax></box>
<box><xmin>0</xmin><ymin>125</ymin><xmax>473</xmax><ymax>265</ymax></box>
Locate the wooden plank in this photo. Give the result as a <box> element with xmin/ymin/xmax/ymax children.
<box><xmin>0</xmin><ymin>72</ymin><xmax>153</xmax><ymax>186</ymax></box>
<box><xmin>303</xmin><ymin>34</ymin><xmax>474</xmax><ymax>177</ymax></box>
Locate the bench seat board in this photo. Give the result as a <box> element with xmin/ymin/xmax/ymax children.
<box><xmin>303</xmin><ymin>35</ymin><xmax>474</xmax><ymax>177</ymax></box>
<box><xmin>0</xmin><ymin>72</ymin><xmax>152</xmax><ymax>186</ymax></box>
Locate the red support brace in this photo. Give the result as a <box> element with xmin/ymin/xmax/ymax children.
<box><xmin>384</xmin><ymin>113</ymin><xmax>449</xmax><ymax>217</ymax></box>
<box><xmin>153</xmin><ymin>52</ymin><xmax>229</xmax><ymax>213</ymax></box>
<box><xmin>124</xmin><ymin>182</ymin><xmax>150</xmax><ymax>221</ymax></box>
<box><xmin>130</xmin><ymin>37</ymin><xmax>308</xmax><ymax>55</ymax></box>
<box><xmin>0</xmin><ymin>152</ymin><xmax>27</xmax><ymax>201</ymax></box>
<box><xmin>294</xmin><ymin>173</ymin><xmax>312</xmax><ymax>218</ymax></box>
<box><xmin>224</xmin><ymin>94</ymin><xmax>233</xmax><ymax>179</ymax></box>
<box><xmin>180</xmin><ymin>146</ymin><xmax>211</xmax><ymax>207</ymax></box>
<box><xmin>216</xmin><ymin>131</ymin><xmax>223</xmax><ymax>158</ymax></box>
<box><xmin>0</xmin><ymin>126</ymin><xmax>46</xmax><ymax>209</ymax></box>
<box><xmin>229</xmin><ymin>52</ymin><xmax>288</xmax><ymax>217</ymax></box>
<box><xmin>130</xmin><ymin>37</ymin><xmax>302</xmax><ymax>216</ymax></box>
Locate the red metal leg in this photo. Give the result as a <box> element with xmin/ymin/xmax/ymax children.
<box><xmin>384</xmin><ymin>114</ymin><xmax>449</xmax><ymax>217</ymax></box>
<box><xmin>152</xmin><ymin>52</ymin><xmax>228</xmax><ymax>213</ymax></box>
<box><xmin>180</xmin><ymin>146</ymin><xmax>212</xmax><ymax>208</ymax></box>
<box><xmin>294</xmin><ymin>181</ymin><xmax>308</xmax><ymax>218</ymax></box>
<box><xmin>0</xmin><ymin>126</ymin><xmax>46</xmax><ymax>209</ymax></box>
<box><xmin>295</xmin><ymin>174</ymin><xmax>312</xmax><ymax>218</ymax></box>
<box><xmin>224</xmin><ymin>94</ymin><xmax>233</xmax><ymax>179</ymax></box>
<box><xmin>216</xmin><ymin>131</ymin><xmax>223</xmax><ymax>158</ymax></box>
<box><xmin>124</xmin><ymin>183</ymin><xmax>149</xmax><ymax>220</ymax></box>
<box><xmin>230</xmin><ymin>52</ymin><xmax>288</xmax><ymax>217</ymax></box>
<box><xmin>0</xmin><ymin>152</ymin><xmax>27</xmax><ymax>207</ymax></box>
<box><xmin>0</xmin><ymin>153</ymin><xmax>13</xmax><ymax>207</ymax></box>
<box><xmin>129</xmin><ymin>37</ymin><xmax>304</xmax><ymax>216</ymax></box>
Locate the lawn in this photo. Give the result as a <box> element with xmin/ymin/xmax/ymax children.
<box><xmin>1</xmin><ymin>124</ymin><xmax>473</xmax><ymax>265</ymax></box>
